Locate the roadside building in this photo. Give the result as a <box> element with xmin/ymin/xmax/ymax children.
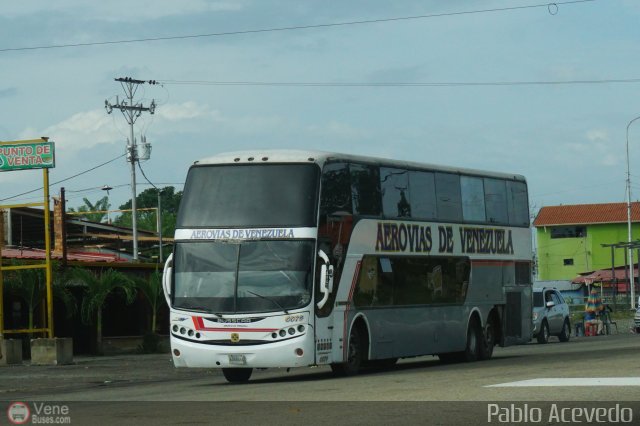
<box><xmin>533</xmin><ymin>202</ymin><xmax>640</xmax><ymax>283</ymax></box>
<box><xmin>1</xmin><ymin>206</ymin><xmax>169</xmax><ymax>354</ymax></box>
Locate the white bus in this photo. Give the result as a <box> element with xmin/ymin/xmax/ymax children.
<box><xmin>162</xmin><ymin>150</ymin><xmax>532</xmax><ymax>382</ymax></box>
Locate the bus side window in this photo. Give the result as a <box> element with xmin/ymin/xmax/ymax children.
<box><xmin>350</xmin><ymin>163</ymin><xmax>382</xmax><ymax>216</ymax></box>
<box><xmin>353</xmin><ymin>256</ymin><xmax>378</xmax><ymax>307</ymax></box>
<box><xmin>435</xmin><ymin>173</ymin><xmax>462</xmax><ymax>221</ymax></box>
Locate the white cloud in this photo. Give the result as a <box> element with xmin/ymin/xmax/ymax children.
<box><xmin>156</xmin><ymin>101</ymin><xmax>224</xmax><ymax>122</ymax></box>
<box><xmin>18</xmin><ymin>110</ymin><xmax>120</xmax><ymax>154</ymax></box>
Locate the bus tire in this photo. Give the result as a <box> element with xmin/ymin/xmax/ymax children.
<box><xmin>479</xmin><ymin>315</ymin><xmax>497</xmax><ymax>361</ymax></box>
<box><xmin>331</xmin><ymin>325</ymin><xmax>365</xmax><ymax>376</ymax></box>
<box><xmin>463</xmin><ymin>317</ymin><xmax>481</xmax><ymax>362</ymax></box>
<box><xmin>558</xmin><ymin>319</ymin><xmax>571</xmax><ymax>342</ymax></box>
<box><xmin>222</xmin><ymin>368</ymin><xmax>253</xmax><ymax>383</ymax></box>
<box><xmin>537</xmin><ymin>320</ymin><xmax>550</xmax><ymax>344</ymax></box>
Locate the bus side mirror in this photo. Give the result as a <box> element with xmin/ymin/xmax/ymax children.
<box><xmin>162</xmin><ymin>253</ymin><xmax>174</xmax><ymax>305</ymax></box>
<box><xmin>317</xmin><ymin>250</ymin><xmax>334</xmax><ymax>309</ymax></box>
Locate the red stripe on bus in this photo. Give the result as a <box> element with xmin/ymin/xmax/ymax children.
<box><xmin>191</xmin><ymin>316</ymin><xmax>277</xmax><ymax>333</ymax></box>
<box><xmin>192</xmin><ymin>316</ymin><xmax>204</xmax><ymax>330</ymax></box>
<box><xmin>343</xmin><ymin>260</ymin><xmax>362</xmax><ymax>361</ymax></box>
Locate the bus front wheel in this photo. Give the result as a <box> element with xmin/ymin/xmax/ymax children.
<box><xmin>331</xmin><ymin>326</ymin><xmax>365</xmax><ymax>376</ymax></box>
<box><xmin>222</xmin><ymin>368</ymin><xmax>253</xmax><ymax>383</ymax></box>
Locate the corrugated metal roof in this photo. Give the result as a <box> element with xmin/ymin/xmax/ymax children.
<box><xmin>1</xmin><ymin>247</ymin><xmax>126</xmax><ymax>262</ymax></box>
<box><xmin>533</xmin><ymin>202</ymin><xmax>640</xmax><ymax>226</ymax></box>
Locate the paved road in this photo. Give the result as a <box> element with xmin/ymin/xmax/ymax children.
<box><xmin>2</xmin><ymin>333</ymin><xmax>640</xmax><ymax>424</ymax></box>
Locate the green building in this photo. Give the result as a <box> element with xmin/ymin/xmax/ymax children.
<box><xmin>533</xmin><ymin>202</ymin><xmax>640</xmax><ymax>281</ymax></box>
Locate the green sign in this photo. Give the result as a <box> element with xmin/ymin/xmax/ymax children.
<box><xmin>0</xmin><ymin>141</ymin><xmax>55</xmax><ymax>171</ymax></box>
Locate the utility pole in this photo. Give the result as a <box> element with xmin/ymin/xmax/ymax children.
<box><xmin>105</xmin><ymin>77</ymin><xmax>156</xmax><ymax>261</ymax></box>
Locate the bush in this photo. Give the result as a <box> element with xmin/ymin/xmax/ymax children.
<box><xmin>138</xmin><ymin>333</ymin><xmax>162</xmax><ymax>354</ymax></box>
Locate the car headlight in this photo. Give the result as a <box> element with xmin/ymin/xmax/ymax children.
<box><xmin>532</xmin><ymin>312</ymin><xmax>538</xmax><ymax>321</ymax></box>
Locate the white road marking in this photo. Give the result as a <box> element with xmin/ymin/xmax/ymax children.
<box><xmin>485</xmin><ymin>377</ymin><xmax>640</xmax><ymax>387</ymax></box>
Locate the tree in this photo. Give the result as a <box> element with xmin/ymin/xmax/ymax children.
<box><xmin>114</xmin><ymin>186</ymin><xmax>182</xmax><ymax>237</ymax></box>
<box><xmin>69</xmin><ymin>268</ymin><xmax>136</xmax><ymax>354</ymax></box>
<box><xmin>134</xmin><ymin>269</ymin><xmax>165</xmax><ymax>335</ymax></box>
<box><xmin>68</xmin><ymin>196</ymin><xmax>111</xmax><ymax>223</ymax></box>
<box><xmin>3</xmin><ymin>261</ymin><xmax>76</xmax><ymax>333</ymax></box>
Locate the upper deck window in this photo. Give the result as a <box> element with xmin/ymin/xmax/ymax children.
<box><xmin>177</xmin><ymin>163</ymin><xmax>319</xmax><ymax>228</ymax></box>
<box><xmin>435</xmin><ymin>173</ymin><xmax>462</xmax><ymax>221</ymax></box>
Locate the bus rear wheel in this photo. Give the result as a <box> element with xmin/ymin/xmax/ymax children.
<box><xmin>438</xmin><ymin>318</ymin><xmax>481</xmax><ymax>363</ymax></box>
<box><xmin>462</xmin><ymin>318</ymin><xmax>481</xmax><ymax>362</ymax></box>
<box><xmin>331</xmin><ymin>326</ymin><xmax>365</xmax><ymax>376</ymax></box>
<box><xmin>222</xmin><ymin>368</ymin><xmax>253</xmax><ymax>383</ymax></box>
<box><xmin>479</xmin><ymin>315</ymin><xmax>497</xmax><ymax>361</ymax></box>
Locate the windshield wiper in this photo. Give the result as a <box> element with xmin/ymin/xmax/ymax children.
<box><xmin>245</xmin><ymin>290</ymin><xmax>289</xmax><ymax>314</ymax></box>
<box><xmin>184</xmin><ymin>306</ymin><xmax>223</xmax><ymax>317</ymax></box>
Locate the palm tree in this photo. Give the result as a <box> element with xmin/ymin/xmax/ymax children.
<box><xmin>134</xmin><ymin>269</ymin><xmax>165</xmax><ymax>334</ymax></box>
<box><xmin>3</xmin><ymin>261</ymin><xmax>76</xmax><ymax>333</ymax></box>
<box><xmin>68</xmin><ymin>196</ymin><xmax>110</xmax><ymax>223</ymax></box>
<box><xmin>4</xmin><ymin>262</ymin><xmax>45</xmax><ymax>332</ymax></box>
<box><xmin>69</xmin><ymin>268</ymin><xmax>135</xmax><ymax>354</ymax></box>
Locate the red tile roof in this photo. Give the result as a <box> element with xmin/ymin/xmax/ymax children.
<box><xmin>533</xmin><ymin>202</ymin><xmax>640</xmax><ymax>227</ymax></box>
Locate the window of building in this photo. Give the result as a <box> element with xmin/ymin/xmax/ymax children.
<box><xmin>563</xmin><ymin>258</ymin><xmax>574</xmax><ymax>266</ymax></box>
<box><xmin>551</xmin><ymin>226</ymin><xmax>587</xmax><ymax>239</ymax></box>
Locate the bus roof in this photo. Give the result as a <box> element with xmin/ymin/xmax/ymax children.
<box><xmin>193</xmin><ymin>149</ymin><xmax>526</xmax><ymax>182</ymax></box>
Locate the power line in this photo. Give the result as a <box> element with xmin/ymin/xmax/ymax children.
<box><xmin>156</xmin><ymin>77</ymin><xmax>640</xmax><ymax>88</ymax></box>
<box><xmin>0</xmin><ymin>0</ymin><xmax>596</xmax><ymax>53</ymax></box>
<box><xmin>0</xmin><ymin>153</ymin><xmax>126</xmax><ymax>202</ymax></box>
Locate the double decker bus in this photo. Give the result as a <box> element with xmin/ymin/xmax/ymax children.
<box><xmin>162</xmin><ymin>150</ymin><xmax>532</xmax><ymax>382</ymax></box>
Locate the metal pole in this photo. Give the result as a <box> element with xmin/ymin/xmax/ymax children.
<box><xmin>43</xmin><ymin>169</ymin><xmax>54</xmax><ymax>338</ymax></box>
<box><xmin>627</xmin><ymin>116</ymin><xmax>640</xmax><ymax>309</ymax></box>
<box><xmin>157</xmin><ymin>191</ymin><xmax>162</xmax><ymax>263</ymax></box>
<box><xmin>0</xmin><ymin>210</ymin><xmax>4</xmax><ymax>338</ymax></box>
<box><xmin>106</xmin><ymin>78</ymin><xmax>156</xmax><ymax>261</ymax></box>
<box><xmin>127</xmin><ymin>88</ymin><xmax>139</xmax><ymax>261</ymax></box>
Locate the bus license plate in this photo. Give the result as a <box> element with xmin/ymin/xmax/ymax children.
<box><xmin>228</xmin><ymin>354</ymin><xmax>246</xmax><ymax>365</ymax></box>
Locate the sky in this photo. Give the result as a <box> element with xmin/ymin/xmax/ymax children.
<box><xmin>0</xmin><ymin>0</ymin><xmax>639</xmax><ymax>220</ymax></box>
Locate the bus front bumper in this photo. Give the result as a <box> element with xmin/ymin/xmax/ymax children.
<box><xmin>170</xmin><ymin>333</ymin><xmax>316</xmax><ymax>369</ymax></box>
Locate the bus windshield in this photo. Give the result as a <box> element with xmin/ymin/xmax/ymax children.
<box><xmin>173</xmin><ymin>240</ymin><xmax>314</xmax><ymax>314</ymax></box>
<box><xmin>177</xmin><ymin>163</ymin><xmax>319</xmax><ymax>228</ymax></box>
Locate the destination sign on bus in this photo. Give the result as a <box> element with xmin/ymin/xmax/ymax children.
<box><xmin>0</xmin><ymin>141</ymin><xmax>55</xmax><ymax>171</ymax></box>
<box><xmin>375</xmin><ymin>222</ymin><xmax>514</xmax><ymax>255</ymax></box>
<box><xmin>175</xmin><ymin>227</ymin><xmax>317</xmax><ymax>241</ymax></box>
